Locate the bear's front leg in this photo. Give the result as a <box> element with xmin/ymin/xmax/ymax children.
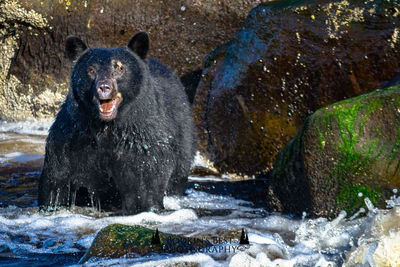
<box><xmin>38</xmin><ymin>129</ymin><xmax>72</xmax><ymax>211</ymax></box>
<box><xmin>38</xmin><ymin>168</ymin><xmax>71</xmax><ymax>211</ymax></box>
<box><xmin>114</xmin><ymin>169</ymin><xmax>167</xmax><ymax>214</ymax></box>
<box><xmin>120</xmin><ymin>190</ymin><xmax>164</xmax><ymax>214</ymax></box>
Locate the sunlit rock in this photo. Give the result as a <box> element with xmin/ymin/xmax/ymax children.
<box><xmin>194</xmin><ymin>0</ymin><xmax>400</xmax><ymax>176</ymax></box>
<box><xmin>80</xmin><ymin>224</ymin><xmax>212</xmax><ymax>263</ymax></box>
<box><xmin>0</xmin><ymin>0</ymin><xmax>65</xmax><ymax>121</ymax></box>
<box><xmin>270</xmin><ymin>84</ymin><xmax>400</xmax><ymax>217</ymax></box>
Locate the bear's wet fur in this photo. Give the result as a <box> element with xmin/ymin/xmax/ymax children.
<box><xmin>38</xmin><ymin>32</ymin><xmax>196</xmax><ymax>214</ymax></box>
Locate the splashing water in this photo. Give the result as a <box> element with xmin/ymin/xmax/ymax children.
<box><xmin>1</xmin><ymin>120</ymin><xmax>400</xmax><ymax>266</ymax></box>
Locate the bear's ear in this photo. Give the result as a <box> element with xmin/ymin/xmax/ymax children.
<box><xmin>127</xmin><ymin>32</ymin><xmax>149</xmax><ymax>59</ymax></box>
<box><xmin>66</xmin><ymin>36</ymin><xmax>88</xmax><ymax>62</ymax></box>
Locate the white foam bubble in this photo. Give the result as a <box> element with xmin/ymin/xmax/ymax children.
<box><xmin>189</xmin><ymin>176</ymin><xmax>227</xmax><ymax>182</ymax></box>
<box><xmin>0</xmin><ymin>119</ymin><xmax>53</xmax><ymax>136</ymax></box>
<box><xmin>248</xmin><ymin>233</ymin><xmax>279</xmax><ymax>245</ymax></box>
<box><xmin>0</xmin><ymin>152</ymin><xmax>43</xmax><ymax>163</ymax></box>
<box><xmin>136</xmin><ymin>253</ymin><xmax>218</xmax><ymax>267</ymax></box>
<box><xmin>191</xmin><ymin>151</ymin><xmax>209</xmax><ymax>168</ymax></box>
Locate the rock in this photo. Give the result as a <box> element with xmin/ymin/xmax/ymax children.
<box><xmin>0</xmin><ymin>0</ymin><xmax>66</xmax><ymax>121</ymax></box>
<box><xmin>1</xmin><ymin>0</ymin><xmax>262</xmax><ymax>121</ymax></box>
<box><xmin>194</xmin><ymin>0</ymin><xmax>400</xmax><ymax>176</ymax></box>
<box><xmin>80</xmin><ymin>224</ymin><xmax>212</xmax><ymax>263</ymax></box>
<box><xmin>269</xmin><ymin>84</ymin><xmax>400</xmax><ymax>217</ymax></box>
<box><xmin>180</xmin><ymin>69</ymin><xmax>203</xmax><ymax>104</ymax></box>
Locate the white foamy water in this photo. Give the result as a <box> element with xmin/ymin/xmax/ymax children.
<box><xmin>0</xmin><ymin>120</ymin><xmax>50</xmax><ymax>166</ymax></box>
<box><xmin>2</xmin><ymin>189</ymin><xmax>400</xmax><ymax>266</ymax></box>
<box><xmin>0</xmin><ymin>119</ymin><xmax>53</xmax><ymax>136</ymax></box>
<box><xmin>0</xmin><ymin>152</ymin><xmax>43</xmax><ymax>163</ymax></box>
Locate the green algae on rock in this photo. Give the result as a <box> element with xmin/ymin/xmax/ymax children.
<box><xmin>269</xmin><ymin>85</ymin><xmax>400</xmax><ymax>218</ymax></box>
<box><xmin>194</xmin><ymin>0</ymin><xmax>400</xmax><ymax>176</ymax></box>
<box><xmin>80</xmin><ymin>224</ymin><xmax>212</xmax><ymax>263</ymax></box>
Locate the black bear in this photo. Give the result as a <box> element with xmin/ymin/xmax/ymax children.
<box><xmin>38</xmin><ymin>32</ymin><xmax>196</xmax><ymax>214</ymax></box>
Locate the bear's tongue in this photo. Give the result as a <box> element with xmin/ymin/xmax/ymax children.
<box><xmin>100</xmin><ymin>99</ymin><xmax>114</xmax><ymax>113</ymax></box>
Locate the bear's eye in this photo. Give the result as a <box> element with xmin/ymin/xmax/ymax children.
<box><xmin>89</xmin><ymin>68</ymin><xmax>95</xmax><ymax>75</ymax></box>
<box><xmin>115</xmin><ymin>61</ymin><xmax>124</xmax><ymax>72</ymax></box>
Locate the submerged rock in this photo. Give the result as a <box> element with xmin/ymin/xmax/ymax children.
<box><xmin>194</xmin><ymin>0</ymin><xmax>400</xmax><ymax>176</ymax></box>
<box><xmin>80</xmin><ymin>224</ymin><xmax>212</xmax><ymax>263</ymax></box>
<box><xmin>269</xmin><ymin>84</ymin><xmax>400</xmax><ymax>217</ymax></box>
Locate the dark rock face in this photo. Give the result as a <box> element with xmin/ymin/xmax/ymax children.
<box><xmin>80</xmin><ymin>224</ymin><xmax>212</xmax><ymax>263</ymax></box>
<box><xmin>11</xmin><ymin>0</ymin><xmax>261</xmax><ymax>80</ymax></box>
<box><xmin>194</xmin><ymin>0</ymin><xmax>400</xmax><ymax>176</ymax></box>
<box><xmin>1</xmin><ymin>0</ymin><xmax>262</xmax><ymax>121</ymax></box>
<box><xmin>270</xmin><ymin>85</ymin><xmax>400</xmax><ymax>218</ymax></box>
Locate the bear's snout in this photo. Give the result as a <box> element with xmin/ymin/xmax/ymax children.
<box><xmin>93</xmin><ymin>78</ymin><xmax>122</xmax><ymax>121</ymax></box>
<box><xmin>96</xmin><ymin>80</ymin><xmax>114</xmax><ymax>100</ymax></box>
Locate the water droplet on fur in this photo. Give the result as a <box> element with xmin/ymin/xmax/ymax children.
<box><xmin>71</xmin><ymin>190</ymin><xmax>76</xmax><ymax>207</ymax></box>
<box><xmin>393</xmin><ymin>188</ymin><xmax>398</xmax><ymax>194</ymax></box>
<box><xmin>181</xmin><ymin>5</ymin><xmax>186</xmax><ymax>11</ymax></box>
<box><xmin>49</xmin><ymin>190</ymin><xmax>54</xmax><ymax>208</ymax></box>
<box><xmin>90</xmin><ymin>193</ymin><xmax>95</xmax><ymax>212</ymax></box>
<box><xmin>54</xmin><ymin>189</ymin><xmax>60</xmax><ymax>210</ymax></box>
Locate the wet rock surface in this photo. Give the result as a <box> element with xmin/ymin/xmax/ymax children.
<box><xmin>194</xmin><ymin>0</ymin><xmax>400</xmax><ymax>176</ymax></box>
<box><xmin>0</xmin><ymin>0</ymin><xmax>263</xmax><ymax>121</ymax></box>
<box><xmin>0</xmin><ymin>0</ymin><xmax>65</xmax><ymax>121</ymax></box>
<box><xmin>270</xmin><ymin>84</ymin><xmax>400</xmax><ymax>218</ymax></box>
<box><xmin>80</xmin><ymin>224</ymin><xmax>212</xmax><ymax>263</ymax></box>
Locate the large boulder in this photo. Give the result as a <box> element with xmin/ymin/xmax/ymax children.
<box><xmin>0</xmin><ymin>0</ymin><xmax>261</xmax><ymax>121</ymax></box>
<box><xmin>194</xmin><ymin>0</ymin><xmax>400</xmax><ymax>176</ymax></box>
<box><xmin>269</xmin><ymin>85</ymin><xmax>400</xmax><ymax>218</ymax></box>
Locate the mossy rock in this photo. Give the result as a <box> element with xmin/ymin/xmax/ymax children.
<box><xmin>80</xmin><ymin>224</ymin><xmax>212</xmax><ymax>263</ymax></box>
<box><xmin>194</xmin><ymin>0</ymin><xmax>400</xmax><ymax>176</ymax></box>
<box><xmin>270</xmin><ymin>85</ymin><xmax>400</xmax><ymax>218</ymax></box>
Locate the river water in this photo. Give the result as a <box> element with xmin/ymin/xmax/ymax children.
<box><xmin>0</xmin><ymin>119</ymin><xmax>399</xmax><ymax>266</ymax></box>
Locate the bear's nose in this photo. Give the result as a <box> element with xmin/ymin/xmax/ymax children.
<box><xmin>99</xmin><ymin>83</ymin><xmax>110</xmax><ymax>92</ymax></box>
<box><xmin>97</xmin><ymin>81</ymin><xmax>113</xmax><ymax>99</ymax></box>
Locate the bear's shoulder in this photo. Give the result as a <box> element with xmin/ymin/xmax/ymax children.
<box><xmin>147</xmin><ymin>58</ymin><xmax>175</xmax><ymax>79</ymax></box>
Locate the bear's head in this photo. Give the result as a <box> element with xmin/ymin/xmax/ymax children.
<box><xmin>66</xmin><ymin>32</ymin><xmax>150</xmax><ymax>121</ymax></box>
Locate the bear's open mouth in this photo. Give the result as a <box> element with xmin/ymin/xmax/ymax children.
<box><xmin>96</xmin><ymin>93</ymin><xmax>122</xmax><ymax>120</ymax></box>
